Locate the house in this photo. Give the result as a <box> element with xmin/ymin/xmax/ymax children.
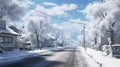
<box><xmin>9</xmin><ymin>25</ymin><xmax>22</xmax><ymax>34</ymax></box>
<box><xmin>0</xmin><ymin>20</ymin><xmax>20</xmax><ymax>51</ymax></box>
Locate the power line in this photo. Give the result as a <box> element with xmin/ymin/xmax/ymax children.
<box><xmin>35</xmin><ymin>10</ymin><xmax>87</xmax><ymax>50</ymax></box>
<box><xmin>35</xmin><ymin>10</ymin><xmax>87</xmax><ymax>25</ymax></box>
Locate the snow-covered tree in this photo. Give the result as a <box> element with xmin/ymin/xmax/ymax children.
<box><xmin>23</xmin><ymin>16</ymin><xmax>46</xmax><ymax>49</ymax></box>
<box><xmin>0</xmin><ymin>0</ymin><xmax>25</xmax><ymax>21</ymax></box>
<box><xmin>83</xmin><ymin>0</ymin><xmax>120</xmax><ymax>50</ymax></box>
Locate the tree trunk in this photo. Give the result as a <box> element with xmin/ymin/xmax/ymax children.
<box><xmin>39</xmin><ymin>35</ymin><xmax>42</xmax><ymax>50</ymax></box>
<box><xmin>36</xmin><ymin>34</ymin><xmax>40</xmax><ymax>49</ymax></box>
<box><xmin>35</xmin><ymin>30</ymin><xmax>41</xmax><ymax>50</ymax></box>
<box><xmin>110</xmin><ymin>30</ymin><xmax>114</xmax><ymax>45</ymax></box>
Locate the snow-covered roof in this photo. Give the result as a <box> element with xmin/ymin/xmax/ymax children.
<box><xmin>46</xmin><ymin>33</ymin><xmax>55</xmax><ymax>39</ymax></box>
<box><xmin>0</xmin><ymin>20</ymin><xmax>20</xmax><ymax>36</ymax></box>
<box><xmin>0</xmin><ymin>28</ymin><xmax>20</xmax><ymax>35</ymax></box>
<box><xmin>112</xmin><ymin>44</ymin><xmax>120</xmax><ymax>46</ymax></box>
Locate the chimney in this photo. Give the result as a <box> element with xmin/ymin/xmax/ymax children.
<box><xmin>0</xmin><ymin>20</ymin><xmax>6</xmax><ymax>29</ymax></box>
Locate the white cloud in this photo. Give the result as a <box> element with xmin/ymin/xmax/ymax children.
<box><xmin>43</xmin><ymin>2</ymin><xmax>57</xmax><ymax>6</ymax></box>
<box><xmin>59</xmin><ymin>19</ymin><xmax>86</xmax><ymax>34</ymax></box>
<box><xmin>69</xmin><ymin>19</ymin><xmax>87</xmax><ymax>24</ymax></box>
<box><xmin>35</xmin><ymin>3</ymin><xmax>78</xmax><ymax>16</ymax></box>
<box><xmin>52</xmin><ymin>23</ymin><xmax>64</xmax><ymax>30</ymax></box>
<box><xmin>77</xmin><ymin>10</ymin><xmax>82</xmax><ymax>13</ymax></box>
<box><xmin>12</xmin><ymin>0</ymin><xmax>35</xmax><ymax>8</ymax></box>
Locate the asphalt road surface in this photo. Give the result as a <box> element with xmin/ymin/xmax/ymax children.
<box><xmin>0</xmin><ymin>47</ymin><xmax>88</xmax><ymax>67</ymax></box>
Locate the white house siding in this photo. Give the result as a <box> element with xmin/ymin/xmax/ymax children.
<box><xmin>114</xmin><ymin>34</ymin><xmax>120</xmax><ymax>44</ymax></box>
<box><xmin>0</xmin><ymin>34</ymin><xmax>17</xmax><ymax>51</ymax></box>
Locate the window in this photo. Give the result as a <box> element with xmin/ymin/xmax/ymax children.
<box><xmin>0</xmin><ymin>36</ymin><xmax>13</xmax><ymax>43</ymax></box>
<box><xmin>4</xmin><ymin>37</ymin><xmax>8</xmax><ymax>43</ymax></box>
<box><xmin>8</xmin><ymin>37</ymin><xmax>12</xmax><ymax>42</ymax></box>
<box><xmin>0</xmin><ymin>37</ymin><xmax>3</xmax><ymax>43</ymax></box>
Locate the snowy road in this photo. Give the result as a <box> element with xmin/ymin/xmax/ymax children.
<box><xmin>0</xmin><ymin>47</ymin><xmax>88</xmax><ymax>67</ymax></box>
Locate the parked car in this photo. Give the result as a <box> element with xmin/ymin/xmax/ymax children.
<box><xmin>20</xmin><ymin>43</ymin><xmax>36</xmax><ymax>50</ymax></box>
<box><xmin>112</xmin><ymin>45</ymin><xmax>120</xmax><ymax>58</ymax></box>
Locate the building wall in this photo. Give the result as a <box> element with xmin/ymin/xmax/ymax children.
<box><xmin>0</xmin><ymin>34</ymin><xmax>17</xmax><ymax>51</ymax></box>
<box><xmin>114</xmin><ymin>33</ymin><xmax>120</xmax><ymax>44</ymax></box>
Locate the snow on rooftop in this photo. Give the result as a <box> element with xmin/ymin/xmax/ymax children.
<box><xmin>46</xmin><ymin>32</ymin><xmax>55</xmax><ymax>39</ymax></box>
<box><xmin>0</xmin><ymin>27</ymin><xmax>20</xmax><ymax>35</ymax></box>
<box><xmin>0</xmin><ymin>20</ymin><xmax>20</xmax><ymax>35</ymax></box>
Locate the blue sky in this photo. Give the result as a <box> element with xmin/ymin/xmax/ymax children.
<box><xmin>29</xmin><ymin>0</ymin><xmax>97</xmax><ymax>41</ymax></box>
<box><xmin>28</xmin><ymin>0</ymin><xmax>98</xmax><ymax>21</ymax></box>
<box><xmin>18</xmin><ymin>0</ymin><xmax>98</xmax><ymax>42</ymax></box>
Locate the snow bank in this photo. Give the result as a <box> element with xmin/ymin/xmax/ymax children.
<box><xmin>0</xmin><ymin>47</ymin><xmax>64</xmax><ymax>63</ymax></box>
<box><xmin>85</xmin><ymin>47</ymin><xmax>120</xmax><ymax>67</ymax></box>
<box><xmin>78</xmin><ymin>46</ymin><xmax>99</xmax><ymax>67</ymax></box>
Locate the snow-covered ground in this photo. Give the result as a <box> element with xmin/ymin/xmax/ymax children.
<box><xmin>79</xmin><ymin>46</ymin><xmax>120</xmax><ymax>67</ymax></box>
<box><xmin>77</xmin><ymin>46</ymin><xmax>99</xmax><ymax>67</ymax></box>
<box><xmin>0</xmin><ymin>47</ymin><xmax>64</xmax><ymax>63</ymax></box>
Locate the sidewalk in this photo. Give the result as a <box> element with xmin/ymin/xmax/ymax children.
<box><xmin>0</xmin><ymin>47</ymin><xmax>64</xmax><ymax>63</ymax></box>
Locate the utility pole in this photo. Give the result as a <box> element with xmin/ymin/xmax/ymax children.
<box><xmin>34</xmin><ymin>10</ymin><xmax>87</xmax><ymax>50</ymax></box>
<box><xmin>39</xmin><ymin>21</ymin><xmax>42</xmax><ymax>50</ymax></box>
<box><xmin>83</xmin><ymin>26</ymin><xmax>86</xmax><ymax>50</ymax></box>
<box><xmin>100</xmin><ymin>0</ymin><xmax>102</xmax><ymax>3</ymax></box>
<box><xmin>100</xmin><ymin>0</ymin><xmax>105</xmax><ymax>3</ymax></box>
<box><xmin>68</xmin><ymin>22</ymin><xmax>86</xmax><ymax>50</ymax></box>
